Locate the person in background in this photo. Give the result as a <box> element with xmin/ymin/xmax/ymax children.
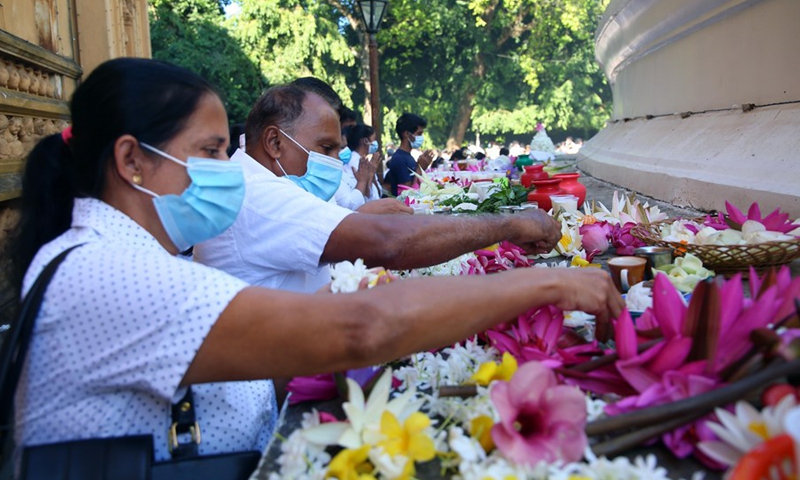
<box><xmin>488</xmin><ymin>146</ymin><xmax>513</xmax><ymax>172</ymax></box>
<box><xmin>384</xmin><ymin>113</ymin><xmax>435</xmax><ymax>196</ymax></box>
<box><xmin>13</xmin><ymin>58</ymin><xmax>624</xmax><ymax>469</ymax></box>
<box><xmin>339</xmin><ymin>106</ymin><xmax>358</xmax><ymax>129</ymax></box>
<box><xmin>334</xmin><ymin>124</ymin><xmax>380</xmax><ymax>210</ymax></box>
<box><xmin>451</xmin><ymin>146</ymin><xmax>468</xmax><ymax>171</ymax></box>
<box><xmin>227</xmin><ymin>123</ymin><xmax>245</xmax><ymax>158</ymax></box>
<box><xmin>346</xmin><ymin>123</ymin><xmax>382</xmax><ymax>201</ymax></box>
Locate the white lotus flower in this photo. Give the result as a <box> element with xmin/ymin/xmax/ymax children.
<box><xmin>661</xmin><ymin>220</ymin><xmax>698</xmax><ymax>243</ymax></box>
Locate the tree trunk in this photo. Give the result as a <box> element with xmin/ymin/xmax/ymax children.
<box><xmin>447</xmin><ymin>90</ymin><xmax>476</xmax><ymax>150</ymax></box>
<box><xmin>447</xmin><ymin>53</ymin><xmax>485</xmax><ymax>149</ymax></box>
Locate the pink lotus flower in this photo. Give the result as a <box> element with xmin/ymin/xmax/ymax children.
<box><xmin>491</xmin><ymin>361</ymin><xmax>587</xmax><ymax>466</ymax></box>
<box><xmin>705</xmin><ymin>201</ymin><xmax>796</xmax><ymax>233</ymax></box>
<box><xmin>472</xmin><ymin>241</ymin><xmax>531</xmax><ymax>273</ymax></box>
<box><xmin>485</xmin><ymin>305</ymin><xmax>600</xmax><ymax>369</ymax></box>
<box><xmin>595</xmin><ymin>267</ymin><xmax>799</xmax><ymax>460</ymax></box>
<box><xmin>286</xmin><ymin>374</ymin><xmax>339</xmax><ymax>404</ymax></box>
<box><xmin>287</xmin><ymin>367</ymin><xmax>383</xmax><ymax>404</ymax></box>
<box><xmin>611</xmin><ymin>222</ymin><xmax>646</xmax><ymax>255</ymax></box>
<box><xmin>579</xmin><ymin>222</ymin><xmax>612</xmax><ymax>257</ymax></box>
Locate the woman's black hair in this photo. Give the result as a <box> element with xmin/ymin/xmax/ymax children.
<box><xmin>346</xmin><ymin>124</ymin><xmax>375</xmax><ymax>152</ymax></box>
<box><xmin>13</xmin><ymin>57</ymin><xmax>218</xmax><ymax>286</ymax></box>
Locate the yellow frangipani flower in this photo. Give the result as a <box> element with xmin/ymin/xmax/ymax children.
<box><xmin>327</xmin><ymin>445</ymin><xmax>373</xmax><ymax>480</ymax></box>
<box><xmin>470</xmin><ymin>352</ymin><xmax>518</xmax><ymax>386</ymax></box>
<box><xmin>469</xmin><ymin>415</ymin><xmax>495</xmax><ymax>453</ymax></box>
<box><xmin>484</xmin><ymin>243</ymin><xmax>500</xmax><ymax>251</ymax></box>
<box><xmin>570</xmin><ymin>256</ymin><xmax>601</xmax><ymax>268</ymax></box>
<box><xmin>378</xmin><ymin>411</ymin><xmax>436</xmax><ymax>462</ymax></box>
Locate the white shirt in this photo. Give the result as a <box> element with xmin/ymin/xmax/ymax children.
<box><xmin>334</xmin><ymin>158</ymin><xmax>368</xmax><ymax>210</ymax></box>
<box><xmin>17</xmin><ymin>198</ymin><xmax>276</xmax><ymax>461</ymax></box>
<box><xmin>194</xmin><ymin>149</ymin><xmax>353</xmax><ymax>293</ymax></box>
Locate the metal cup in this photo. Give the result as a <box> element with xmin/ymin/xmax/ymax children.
<box><xmin>633</xmin><ymin>246</ymin><xmax>674</xmax><ymax>280</ymax></box>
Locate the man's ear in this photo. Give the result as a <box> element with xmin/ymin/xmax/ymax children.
<box><xmin>261</xmin><ymin>126</ymin><xmax>282</xmax><ymax>160</ymax></box>
<box><xmin>112</xmin><ymin>134</ymin><xmax>147</xmax><ymax>185</ymax></box>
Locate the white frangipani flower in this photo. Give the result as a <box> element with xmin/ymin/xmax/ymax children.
<box><xmin>329</xmin><ymin>258</ymin><xmax>375</xmax><ymax>293</ymax></box>
<box><xmin>697</xmin><ymin>396</ymin><xmax>798</xmax><ymax>467</ymax></box>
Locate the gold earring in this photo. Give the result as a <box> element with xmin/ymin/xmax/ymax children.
<box><xmin>132</xmin><ymin>174</ymin><xmax>142</xmax><ymax>185</ymax></box>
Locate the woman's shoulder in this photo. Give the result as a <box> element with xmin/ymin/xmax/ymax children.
<box><xmin>23</xmin><ymin>229</ymin><xmax>248</xmax><ymax>302</ymax></box>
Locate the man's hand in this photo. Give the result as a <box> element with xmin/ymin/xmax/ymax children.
<box><xmin>506</xmin><ymin>208</ymin><xmax>562</xmax><ymax>254</ymax></box>
<box><xmin>545</xmin><ymin>268</ymin><xmax>625</xmax><ymax>342</ymax></box>
<box><xmin>356</xmin><ymin>198</ymin><xmax>413</xmax><ymax>215</ymax></box>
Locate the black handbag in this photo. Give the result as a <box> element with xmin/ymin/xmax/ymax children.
<box><xmin>0</xmin><ymin>246</ymin><xmax>261</xmax><ymax>480</ymax></box>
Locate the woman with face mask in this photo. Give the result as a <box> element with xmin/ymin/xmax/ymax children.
<box><xmin>10</xmin><ymin>58</ymin><xmax>624</xmax><ymax>475</ymax></box>
<box><xmin>337</xmin><ymin>123</ymin><xmax>382</xmax><ymax>207</ymax></box>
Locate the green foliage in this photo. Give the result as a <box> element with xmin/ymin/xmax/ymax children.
<box><xmin>438</xmin><ymin>181</ymin><xmax>529</xmax><ymax>213</ymax></box>
<box><xmin>149</xmin><ymin>0</ymin><xmax>266</xmax><ymax>123</ymax></box>
<box><xmin>149</xmin><ymin>0</ymin><xmax>611</xmax><ymax>146</ymax></box>
<box><xmin>226</xmin><ymin>0</ymin><xmax>356</xmax><ymax>107</ymax></box>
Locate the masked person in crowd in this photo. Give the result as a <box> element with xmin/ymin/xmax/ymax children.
<box><xmin>12</xmin><ymin>57</ymin><xmax>623</xmax><ymax>473</ymax></box>
<box><xmin>342</xmin><ymin>123</ymin><xmax>382</xmax><ymax>204</ymax></box>
<box><xmin>384</xmin><ymin>113</ymin><xmax>436</xmax><ymax>196</ymax></box>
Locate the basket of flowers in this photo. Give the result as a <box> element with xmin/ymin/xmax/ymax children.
<box><xmin>631</xmin><ymin>202</ymin><xmax>800</xmax><ymax>275</ymax></box>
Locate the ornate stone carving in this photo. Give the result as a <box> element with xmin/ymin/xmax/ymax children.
<box><xmin>0</xmin><ymin>113</ymin><xmax>67</xmax><ymax>162</ymax></box>
<box><xmin>0</xmin><ymin>56</ymin><xmax>63</xmax><ymax>99</ymax></box>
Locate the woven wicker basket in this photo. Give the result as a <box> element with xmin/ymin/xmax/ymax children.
<box><xmin>630</xmin><ymin>218</ymin><xmax>800</xmax><ymax>275</ymax></box>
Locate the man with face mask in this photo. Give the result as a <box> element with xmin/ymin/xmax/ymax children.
<box><xmin>384</xmin><ymin>113</ymin><xmax>436</xmax><ymax>196</ymax></box>
<box><xmin>194</xmin><ymin>82</ymin><xmax>562</xmax><ymax>293</ymax></box>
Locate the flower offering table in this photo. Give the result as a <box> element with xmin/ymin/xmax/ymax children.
<box><xmin>253</xmin><ymin>161</ymin><xmax>799</xmax><ymax>479</ymax></box>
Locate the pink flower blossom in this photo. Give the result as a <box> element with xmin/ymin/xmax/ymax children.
<box><xmin>491</xmin><ymin>361</ymin><xmax>587</xmax><ymax>466</ymax></box>
<box><xmin>611</xmin><ymin>222</ymin><xmax>646</xmax><ymax>255</ymax></box>
<box><xmin>287</xmin><ymin>367</ymin><xmax>383</xmax><ymax>404</ymax></box>
<box><xmin>725</xmin><ymin>201</ymin><xmax>796</xmax><ymax>233</ymax></box>
<box><xmin>579</xmin><ymin>222</ymin><xmax>612</xmax><ymax>257</ymax></box>
<box><xmin>473</xmin><ymin>241</ymin><xmax>531</xmax><ymax>273</ymax></box>
<box><xmin>287</xmin><ymin>374</ymin><xmax>338</xmax><ymax>404</ymax></box>
<box><xmin>485</xmin><ymin>305</ymin><xmax>600</xmax><ymax>369</ymax></box>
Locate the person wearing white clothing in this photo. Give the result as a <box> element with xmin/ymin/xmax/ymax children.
<box><xmin>346</xmin><ymin>123</ymin><xmax>382</xmax><ymax>201</ymax></box>
<box><xmin>195</xmin><ymin>148</ymin><xmax>351</xmax><ymax>292</ymax></box>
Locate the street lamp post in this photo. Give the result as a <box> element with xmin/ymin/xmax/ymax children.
<box><xmin>358</xmin><ymin>0</ymin><xmax>388</xmax><ymax>174</ymax></box>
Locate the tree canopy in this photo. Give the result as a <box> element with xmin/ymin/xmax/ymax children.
<box><xmin>149</xmin><ymin>0</ymin><xmax>611</xmax><ymax>147</ymax></box>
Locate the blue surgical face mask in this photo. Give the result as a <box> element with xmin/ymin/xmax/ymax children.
<box><xmin>277</xmin><ymin>129</ymin><xmax>343</xmax><ymax>201</ymax></box>
<box><xmin>368</xmin><ymin>140</ymin><xmax>379</xmax><ymax>155</ymax></box>
<box><xmin>339</xmin><ymin>147</ymin><xmax>352</xmax><ymax>165</ymax></box>
<box><xmin>133</xmin><ymin>143</ymin><xmax>245</xmax><ymax>253</ymax></box>
<box><xmin>411</xmin><ymin>134</ymin><xmax>424</xmax><ymax>149</ymax></box>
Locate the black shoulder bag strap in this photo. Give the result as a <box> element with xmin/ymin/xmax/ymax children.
<box><xmin>0</xmin><ymin>245</ymin><xmax>83</xmax><ymax>433</ymax></box>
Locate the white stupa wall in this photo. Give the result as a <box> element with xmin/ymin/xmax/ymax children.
<box><xmin>580</xmin><ymin>0</ymin><xmax>800</xmax><ymax>218</ymax></box>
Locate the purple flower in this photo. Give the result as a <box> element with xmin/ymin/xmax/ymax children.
<box><xmin>611</xmin><ymin>222</ymin><xmax>646</xmax><ymax>255</ymax></box>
